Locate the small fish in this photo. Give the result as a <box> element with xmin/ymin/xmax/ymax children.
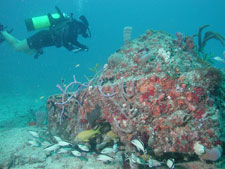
<box><xmin>41</xmin><ymin>141</ymin><xmax>51</xmax><ymax>148</ymax></box>
<box><xmin>28</xmin><ymin>131</ymin><xmax>39</xmax><ymax>138</ymax></box>
<box><xmin>166</xmin><ymin>158</ymin><xmax>175</xmax><ymax>169</ymax></box>
<box><xmin>97</xmin><ymin>154</ymin><xmax>114</xmax><ymax>162</ymax></box>
<box><xmin>75</xmin><ymin>64</ymin><xmax>80</xmax><ymax>68</ymax></box>
<box><xmin>214</xmin><ymin>56</ymin><xmax>225</xmax><ymax>64</ymax></box>
<box><xmin>40</xmin><ymin>96</ymin><xmax>45</xmax><ymax>99</ymax></box>
<box><xmin>71</xmin><ymin>150</ymin><xmax>82</xmax><ymax>157</ymax></box>
<box><xmin>101</xmin><ymin>147</ymin><xmax>114</xmax><ymax>154</ymax></box>
<box><xmin>131</xmin><ymin>139</ymin><xmax>145</xmax><ymax>153</ymax></box>
<box><xmin>113</xmin><ymin>143</ymin><xmax>118</xmax><ymax>153</ymax></box>
<box><xmin>103</xmin><ymin>130</ymin><xmax>119</xmax><ymax>143</ymax></box>
<box><xmin>27</xmin><ymin>140</ymin><xmax>39</xmax><ymax>147</ymax></box>
<box><xmin>57</xmin><ymin>148</ymin><xmax>71</xmax><ymax>154</ymax></box>
<box><xmin>148</xmin><ymin>157</ymin><xmax>161</xmax><ymax>168</ymax></box>
<box><xmin>54</xmin><ymin>136</ymin><xmax>62</xmax><ymax>142</ymax></box>
<box><xmin>58</xmin><ymin>140</ymin><xmax>71</xmax><ymax>147</ymax></box>
<box><xmin>74</xmin><ymin>127</ymin><xmax>101</xmax><ymax>142</ymax></box>
<box><xmin>130</xmin><ymin>153</ymin><xmax>147</xmax><ymax>165</ymax></box>
<box><xmin>131</xmin><ymin>153</ymin><xmax>138</xmax><ymax>163</ymax></box>
<box><xmin>78</xmin><ymin>144</ymin><xmax>89</xmax><ymax>152</ymax></box>
<box><xmin>136</xmin><ymin>156</ymin><xmax>146</xmax><ymax>165</ymax></box>
<box><xmin>128</xmin><ymin>157</ymin><xmax>138</xmax><ymax>169</ymax></box>
<box><xmin>96</xmin><ymin>141</ymin><xmax>107</xmax><ymax>150</ymax></box>
<box><xmin>44</xmin><ymin>144</ymin><xmax>60</xmax><ymax>153</ymax></box>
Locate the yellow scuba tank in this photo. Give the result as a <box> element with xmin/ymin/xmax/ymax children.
<box><xmin>25</xmin><ymin>7</ymin><xmax>67</xmax><ymax>32</ymax></box>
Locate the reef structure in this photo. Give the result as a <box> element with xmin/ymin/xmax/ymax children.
<box><xmin>47</xmin><ymin>29</ymin><xmax>225</xmax><ymax>165</ymax></box>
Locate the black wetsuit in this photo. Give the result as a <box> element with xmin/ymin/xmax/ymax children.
<box><xmin>27</xmin><ymin>19</ymin><xmax>88</xmax><ymax>57</ymax></box>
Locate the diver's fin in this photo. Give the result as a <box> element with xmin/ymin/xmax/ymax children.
<box><xmin>0</xmin><ymin>24</ymin><xmax>4</xmax><ymax>32</ymax></box>
<box><xmin>0</xmin><ymin>23</ymin><xmax>7</xmax><ymax>44</ymax></box>
<box><xmin>34</xmin><ymin>49</ymin><xmax>43</xmax><ymax>59</ymax></box>
<box><xmin>0</xmin><ymin>33</ymin><xmax>5</xmax><ymax>44</ymax></box>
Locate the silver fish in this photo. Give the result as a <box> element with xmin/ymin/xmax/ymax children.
<box><xmin>78</xmin><ymin>144</ymin><xmax>89</xmax><ymax>151</ymax></box>
<box><xmin>101</xmin><ymin>147</ymin><xmax>114</xmax><ymax>154</ymax></box>
<box><xmin>54</xmin><ymin>136</ymin><xmax>62</xmax><ymax>142</ymax></box>
<box><xmin>58</xmin><ymin>140</ymin><xmax>71</xmax><ymax>147</ymax></box>
<box><xmin>28</xmin><ymin>130</ymin><xmax>39</xmax><ymax>138</ymax></box>
<box><xmin>44</xmin><ymin>144</ymin><xmax>60</xmax><ymax>153</ymax></box>
<box><xmin>214</xmin><ymin>56</ymin><xmax>225</xmax><ymax>64</ymax></box>
<box><xmin>71</xmin><ymin>150</ymin><xmax>82</xmax><ymax>157</ymax></box>
<box><xmin>131</xmin><ymin>153</ymin><xmax>146</xmax><ymax>165</ymax></box>
<box><xmin>41</xmin><ymin>141</ymin><xmax>51</xmax><ymax>148</ymax></box>
<box><xmin>96</xmin><ymin>141</ymin><xmax>107</xmax><ymax>150</ymax></box>
<box><xmin>131</xmin><ymin>139</ymin><xmax>145</xmax><ymax>153</ymax></box>
<box><xmin>27</xmin><ymin>140</ymin><xmax>39</xmax><ymax>147</ymax></box>
<box><xmin>97</xmin><ymin>154</ymin><xmax>114</xmax><ymax>162</ymax></box>
<box><xmin>113</xmin><ymin>143</ymin><xmax>118</xmax><ymax>153</ymax></box>
<box><xmin>148</xmin><ymin>157</ymin><xmax>161</xmax><ymax>167</ymax></box>
<box><xmin>57</xmin><ymin>148</ymin><xmax>71</xmax><ymax>154</ymax></box>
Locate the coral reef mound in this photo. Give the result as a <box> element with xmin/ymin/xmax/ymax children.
<box><xmin>47</xmin><ymin>29</ymin><xmax>225</xmax><ymax>165</ymax></box>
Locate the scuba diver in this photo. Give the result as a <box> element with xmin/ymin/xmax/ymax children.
<box><xmin>0</xmin><ymin>6</ymin><xmax>91</xmax><ymax>58</ymax></box>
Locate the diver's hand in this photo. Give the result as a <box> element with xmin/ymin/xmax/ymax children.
<box><xmin>72</xmin><ymin>48</ymin><xmax>82</xmax><ymax>53</ymax></box>
<box><xmin>82</xmin><ymin>45</ymin><xmax>88</xmax><ymax>52</ymax></box>
<box><xmin>72</xmin><ymin>47</ymin><xmax>88</xmax><ymax>53</ymax></box>
<box><xmin>83</xmin><ymin>47</ymin><xmax>88</xmax><ymax>52</ymax></box>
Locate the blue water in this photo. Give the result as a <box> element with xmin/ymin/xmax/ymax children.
<box><xmin>0</xmin><ymin>0</ymin><xmax>225</xmax><ymax>126</ymax></box>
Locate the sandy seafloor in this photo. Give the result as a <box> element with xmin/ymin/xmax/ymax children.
<box><xmin>0</xmin><ymin>92</ymin><xmax>119</xmax><ymax>169</ymax></box>
<box><xmin>0</xmin><ymin>90</ymin><xmax>122</xmax><ymax>169</ymax></box>
<box><xmin>0</xmin><ymin>127</ymin><xmax>118</xmax><ymax>169</ymax></box>
<box><xmin>0</xmin><ymin>92</ymin><xmax>225</xmax><ymax>169</ymax></box>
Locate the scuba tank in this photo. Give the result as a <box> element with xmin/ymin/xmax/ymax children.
<box><xmin>25</xmin><ymin>6</ymin><xmax>67</xmax><ymax>32</ymax></box>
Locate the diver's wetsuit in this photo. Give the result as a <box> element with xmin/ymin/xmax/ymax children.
<box><xmin>26</xmin><ymin>19</ymin><xmax>88</xmax><ymax>57</ymax></box>
<box><xmin>27</xmin><ymin>30</ymin><xmax>55</xmax><ymax>49</ymax></box>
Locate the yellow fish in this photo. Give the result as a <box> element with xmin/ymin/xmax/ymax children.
<box><xmin>74</xmin><ymin>127</ymin><xmax>101</xmax><ymax>142</ymax></box>
<box><xmin>75</xmin><ymin>64</ymin><xmax>80</xmax><ymax>68</ymax></box>
<box><xmin>103</xmin><ymin>130</ymin><xmax>119</xmax><ymax>143</ymax></box>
